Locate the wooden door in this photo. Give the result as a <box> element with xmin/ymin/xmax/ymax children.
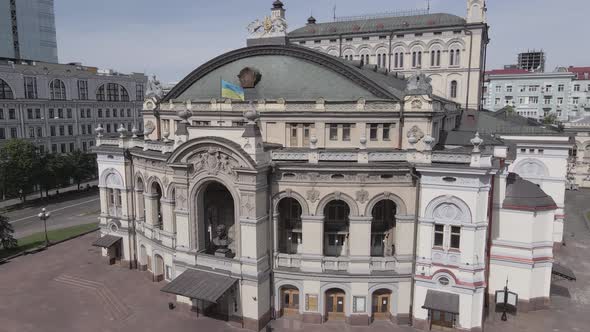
<box><xmin>373</xmin><ymin>293</ymin><xmax>390</xmax><ymax>320</ymax></box>
<box><xmin>326</xmin><ymin>291</ymin><xmax>345</xmax><ymax>321</ymax></box>
<box><xmin>281</xmin><ymin>288</ymin><xmax>299</xmax><ymax>317</ymax></box>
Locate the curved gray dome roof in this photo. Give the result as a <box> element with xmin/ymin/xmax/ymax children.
<box><xmin>503</xmin><ymin>173</ymin><xmax>557</xmax><ymax>212</ymax></box>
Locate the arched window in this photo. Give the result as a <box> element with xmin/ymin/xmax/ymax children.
<box><xmin>450</xmin><ymin>80</ymin><xmax>458</xmax><ymax>99</ymax></box>
<box><xmin>376</xmin><ymin>50</ymin><xmax>387</xmax><ymax>68</ymax></box>
<box><xmin>0</xmin><ymin>79</ymin><xmax>14</xmax><ymax>99</ymax></box>
<box><xmin>97</xmin><ymin>83</ymin><xmax>129</xmax><ymax>102</ymax></box>
<box><xmin>450</xmin><ymin>48</ymin><xmax>461</xmax><ymax>66</ymax></box>
<box><xmin>393</xmin><ymin>50</ymin><xmax>404</xmax><ymax>69</ymax></box>
<box><xmin>430</xmin><ymin>49</ymin><xmax>441</xmax><ymax>67</ymax></box>
<box><xmin>412</xmin><ymin>50</ymin><xmax>423</xmax><ymax>68</ymax></box>
<box><xmin>49</xmin><ymin>79</ymin><xmax>66</xmax><ymax>100</ymax></box>
<box><xmin>359</xmin><ymin>52</ymin><xmax>370</xmax><ymax>66</ymax></box>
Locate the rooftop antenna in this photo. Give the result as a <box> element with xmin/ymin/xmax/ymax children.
<box><xmin>427</xmin><ymin>0</ymin><xmax>431</xmax><ymax>13</ymax></box>
<box><xmin>333</xmin><ymin>5</ymin><xmax>336</xmax><ymax>21</ymax></box>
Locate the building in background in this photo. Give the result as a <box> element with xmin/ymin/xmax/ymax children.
<box><xmin>517</xmin><ymin>50</ymin><xmax>546</xmax><ymax>73</ymax></box>
<box><xmin>565</xmin><ymin>116</ymin><xmax>590</xmax><ymax>188</ymax></box>
<box><xmin>286</xmin><ymin>0</ymin><xmax>489</xmax><ymax>110</ymax></box>
<box><xmin>483</xmin><ymin>66</ymin><xmax>590</xmax><ymax>121</ymax></box>
<box><xmin>0</xmin><ymin>59</ymin><xmax>146</xmax><ymax>153</ymax></box>
<box><xmin>0</xmin><ymin>0</ymin><xmax>58</xmax><ymax>63</ymax></box>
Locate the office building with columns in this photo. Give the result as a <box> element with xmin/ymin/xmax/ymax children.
<box><xmin>91</xmin><ymin>2</ymin><xmax>574</xmax><ymax>331</ymax></box>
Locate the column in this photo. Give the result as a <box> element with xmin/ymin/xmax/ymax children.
<box><xmin>272</xmin><ymin>212</ymin><xmax>279</xmax><ymax>261</ymax></box>
<box><xmin>99</xmin><ymin>187</ymin><xmax>109</xmax><ymax>223</ymax></box>
<box><xmin>300</xmin><ymin>215</ymin><xmax>323</xmax><ymax>272</ymax></box>
<box><xmin>348</xmin><ymin>216</ymin><xmax>372</xmax><ymax>274</ymax></box>
<box><xmin>135</xmin><ymin>189</ymin><xmax>144</xmax><ymax>221</ymax></box>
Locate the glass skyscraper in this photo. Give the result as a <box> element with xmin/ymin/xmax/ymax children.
<box><xmin>0</xmin><ymin>0</ymin><xmax>58</xmax><ymax>63</ymax></box>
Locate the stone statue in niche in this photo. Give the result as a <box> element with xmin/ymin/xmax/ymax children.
<box><xmin>212</xmin><ymin>224</ymin><xmax>235</xmax><ymax>258</ymax></box>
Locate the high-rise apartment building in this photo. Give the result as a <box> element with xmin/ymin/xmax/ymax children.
<box><xmin>0</xmin><ymin>0</ymin><xmax>58</xmax><ymax>63</ymax></box>
<box><xmin>517</xmin><ymin>50</ymin><xmax>545</xmax><ymax>73</ymax></box>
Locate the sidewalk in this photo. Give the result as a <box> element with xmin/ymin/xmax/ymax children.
<box><xmin>0</xmin><ymin>180</ymin><xmax>98</xmax><ymax>210</ymax></box>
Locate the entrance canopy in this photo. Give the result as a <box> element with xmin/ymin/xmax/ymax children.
<box><xmin>552</xmin><ymin>263</ymin><xmax>576</xmax><ymax>281</ymax></box>
<box><xmin>422</xmin><ymin>290</ymin><xmax>460</xmax><ymax>314</ymax></box>
<box><xmin>161</xmin><ymin>269</ymin><xmax>238</xmax><ymax>303</ymax></box>
<box><xmin>92</xmin><ymin>235</ymin><xmax>122</xmax><ymax>248</ymax></box>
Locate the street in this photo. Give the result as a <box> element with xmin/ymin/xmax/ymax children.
<box><xmin>4</xmin><ymin>191</ymin><xmax>100</xmax><ymax>239</ymax></box>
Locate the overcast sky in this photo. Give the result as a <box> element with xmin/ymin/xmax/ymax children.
<box><xmin>55</xmin><ymin>0</ymin><xmax>588</xmax><ymax>83</ymax></box>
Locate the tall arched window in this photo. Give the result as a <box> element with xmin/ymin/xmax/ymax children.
<box><xmin>430</xmin><ymin>49</ymin><xmax>441</xmax><ymax>67</ymax></box>
<box><xmin>450</xmin><ymin>80</ymin><xmax>458</xmax><ymax>99</ymax></box>
<box><xmin>49</xmin><ymin>79</ymin><xmax>66</xmax><ymax>100</ymax></box>
<box><xmin>412</xmin><ymin>51</ymin><xmax>422</xmax><ymax>68</ymax></box>
<box><xmin>450</xmin><ymin>48</ymin><xmax>461</xmax><ymax>66</ymax></box>
<box><xmin>393</xmin><ymin>50</ymin><xmax>404</xmax><ymax>69</ymax></box>
<box><xmin>97</xmin><ymin>83</ymin><xmax>129</xmax><ymax>102</ymax></box>
<box><xmin>0</xmin><ymin>79</ymin><xmax>14</xmax><ymax>99</ymax></box>
<box><xmin>376</xmin><ymin>50</ymin><xmax>387</xmax><ymax>68</ymax></box>
<box><xmin>359</xmin><ymin>53</ymin><xmax>370</xmax><ymax>66</ymax></box>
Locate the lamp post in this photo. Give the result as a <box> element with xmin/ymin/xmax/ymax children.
<box><xmin>38</xmin><ymin>208</ymin><xmax>51</xmax><ymax>247</ymax></box>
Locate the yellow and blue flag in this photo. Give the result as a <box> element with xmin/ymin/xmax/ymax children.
<box><xmin>221</xmin><ymin>80</ymin><xmax>245</xmax><ymax>101</ymax></box>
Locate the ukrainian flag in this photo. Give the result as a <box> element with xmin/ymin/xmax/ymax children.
<box><xmin>221</xmin><ymin>80</ymin><xmax>245</xmax><ymax>101</ymax></box>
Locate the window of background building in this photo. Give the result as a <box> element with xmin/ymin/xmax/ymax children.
<box><xmin>82</xmin><ymin>142</ymin><xmax>87</xmax><ymax>151</ymax></box>
<box><xmin>558</xmin><ymin>84</ymin><xmax>564</xmax><ymax>92</ymax></box>
<box><xmin>67</xmin><ymin>109</ymin><xmax>72</xmax><ymax>118</ymax></box>
<box><xmin>0</xmin><ymin>79</ymin><xmax>14</xmax><ymax>99</ymax></box>
<box><xmin>28</xmin><ymin>127</ymin><xmax>35</xmax><ymax>138</ymax></box>
<box><xmin>27</xmin><ymin>109</ymin><xmax>33</xmax><ymax>119</ymax></box>
<box><xmin>98</xmin><ymin>109</ymin><xmax>103</xmax><ymax>118</ymax></box>
<box><xmin>120</xmin><ymin>109</ymin><xmax>124</xmax><ymax>117</ymax></box>
<box><xmin>36</xmin><ymin>127</ymin><xmax>42</xmax><ymax>137</ymax></box>
<box><xmin>78</xmin><ymin>80</ymin><xmax>88</xmax><ymax>100</ymax></box>
<box><xmin>574</xmin><ymin>84</ymin><xmax>581</xmax><ymax>92</ymax></box>
<box><xmin>573</xmin><ymin>97</ymin><xmax>580</xmax><ymax>104</ymax></box>
<box><xmin>50</xmin><ymin>126</ymin><xmax>56</xmax><ymax>136</ymax></box>
<box><xmin>68</xmin><ymin>125</ymin><xmax>73</xmax><ymax>135</ymax></box>
<box><xmin>87</xmin><ymin>124</ymin><xmax>92</xmax><ymax>134</ymax></box>
<box><xmin>495</xmin><ymin>86</ymin><xmax>501</xmax><ymax>93</ymax></box>
<box><xmin>0</xmin><ymin>109</ymin><xmax>3</xmax><ymax>119</ymax></box>
<box><xmin>341</xmin><ymin>124</ymin><xmax>351</xmax><ymax>141</ymax></box>
<box><xmin>59</xmin><ymin>126</ymin><xmax>64</xmax><ymax>136</ymax></box>
<box><xmin>58</xmin><ymin>109</ymin><xmax>63</xmax><ymax>119</ymax></box>
<box><xmin>86</xmin><ymin>109</ymin><xmax>91</xmax><ymax>118</ymax></box>
<box><xmin>35</xmin><ymin>109</ymin><xmax>41</xmax><ymax>119</ymax></box>
<box><xmin>9</xmin><ymin>109</ymin><xmax>15</xmax><ymax>119</ymax></box>
<box><xmin>506</xmin><ymin>85</ymin><xmax>513</xmax><ymax>92</ymax></box>
<box><xmin>60</xmin><ymin>144</ymin><xmax>66</xmax><ymax>153</ymax></box>
<box><xmin>80</xmin><ymin>109</ymin><xmax>85</xmax><ymax>118</ymax></box>
<box><xmin>530</xmin><ymin>96</ymin><xmax>539</xmax><ymax>104</ymax></box>
<box><xmin>52</xmin><ymin>144</ymin><xmax>57</xmax><ymax>153</ymax></box>
<box><xmin>557</xmin><ymin>97</ymin><xmax>563</xmax><ymax>104</ymax></box>
<box><xmin>127</xmin><ymin>109</ymin><xmax>131</xmax><ymax>117</ymax></box>
<box><xmin>50</xmin><ymin>79</ymin><xmax>67</xmax><ymax>100</ymax></box>
<box><xmin>49</xmin><ymin>108</ymin><xmax>54</xmax><ymax>118</ymax></box>
<box><xmin>10</xmin><ymin>128</ymin><xmax>17</xmax><ymax>138</ymax></box>
<box><xmin>329</xmin><ymin>124</ymin><xmax>338</xmax><ymax>141</ymax></box>
<box><xmin>24</xmin><ymin>77</ymin><xmax>38</xmax><ymax>99</ymax></box>
<box><xmin>545</xmin><ymin>85</ymin><xmax>552</xmax><ymax>92</ymax></box>
<box><xmin>0</xmin><ymin>128</ymin><xmax>4</xmax><ymax>139</ymax></box>
<box><xmin>69</xmin><ymin>143</ymin><xmax>75</xmax><ymax>152</ymax></box>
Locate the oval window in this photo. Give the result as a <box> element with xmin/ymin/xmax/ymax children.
<box><xmin>381</xmin><ymin>174</ymin><xmax>394</xmax><ymax>179</ymax></box>
<box><xmin>331</xmin><ymin>174</ymin><xmax>345</xmax><ymax>180</ymax></box>
<box><xmin>443</xmin><ymin>177</ymin><xmax>457</xmax><ymax>183</ymax></box>
<box><xmin>438</xmin><ymin>277</ymin><xmax>450</xmax><ymax>286</ymax></box>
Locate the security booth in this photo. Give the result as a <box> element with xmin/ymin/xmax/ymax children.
<box><xmin>422</xmin><ymin>290</ymin><xmax>459</xmax><ymax>330</ymax></box>
<box><xmin>92</xmin><ymin>235</ymin><xmax>122</xmax><ymax>265</ymax></box>
<box><xmin>161</xmin><ymin>269</ymin><xmax>239</xmax><ymax>322</ymax></box>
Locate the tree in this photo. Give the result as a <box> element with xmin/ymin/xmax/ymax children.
<box><xmin>0</xmin><ymin>139</ymin><xmax>38</xmax><ymax>201</ymax></box>
<box><xmin>543</xmin><ymin>113</ymin><xmax>557</xmax><ymax>125</ymax></box>
<box><xmin>68</xmin><ymin>150</ymin><xmax>97</xmax><ymax>190</ymax></box>
<box><xmin>0</xmin><ymin>214</ymin><xmax>17</xmax><ymax>249</ymax></box>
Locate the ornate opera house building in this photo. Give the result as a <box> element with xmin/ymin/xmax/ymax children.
<box><xmin>92</xmin><ymin>2</ymin><xmax>574</xmax><ymax>331</ymax></box>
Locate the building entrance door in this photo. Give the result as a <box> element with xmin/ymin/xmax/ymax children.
<box><xmin>281</xmin><ymin>288</ymin><xmax>299</xmax><ymax>317</ymax></box>
<box><xmin>430</xmin><ymin>310</ymin><xmax>455</xmax><ymax>330</ymax></box>
<box><xmin>372</xmin><ymin>291</ymin><xmax>391</xmax><ymax>320</ymax></box>
<box><xmin>325</xmin><ymin>290</ymin><xmax>345</xmax><ymax>321</ymax></box>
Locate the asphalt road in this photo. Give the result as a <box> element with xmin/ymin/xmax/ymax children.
<box><xmin>5</xmin><ymin>192</ymin><xmax>100</xmax><ymax>239</ymax></box>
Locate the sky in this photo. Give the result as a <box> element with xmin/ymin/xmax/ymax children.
<box><xmin>54</xmin><ymin>0</ymin><xmax>589</xmax><ymax>83</ymax></box>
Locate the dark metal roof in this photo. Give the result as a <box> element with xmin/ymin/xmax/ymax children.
<box><xmin>163</xmin><ymin>44</ymin><xmax>407</xmax><ymax>102</ymax></box>
<box><xmin>288</xmin><ymin>13</ymin><xmax>466</xmax><ymax>38</ymax></box>
<box><xmin>552</xmin><ymin>263</ymin><xmax>576</xmax><ymax>281</ymax></box>
<box><xmin>503</xmin><ymin>173</ymin><xmax>557</xmax><ymax>212</ymax></box>
<box><xmin>160</xmin><ymin>269</ymin><xmax>238</xmax><ymax>303</ymax></box>
<box><xmin>422</xmin><ymin>289</ymin><xmax>460</xmax><ymax>314</ymax></box>
<box><xmin>92</xmin><ymin>235</ymin><xmax>122</xmax><ymax>248</ymax></box>
<box><xmin>460</xmin><ymin>108</ymin><xmax>563</xmax><ymax>136</ymax></box>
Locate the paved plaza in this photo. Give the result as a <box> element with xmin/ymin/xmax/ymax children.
<box><xmin>0</xmin><ymin>190</ymin><xmax>589</xmax><ymax>332</ymax></box>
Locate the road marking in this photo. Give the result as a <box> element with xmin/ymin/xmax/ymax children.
<box><xmin>9</xmin><ymin>198</ymin><xmax>100</xmax><ymax>224</ymax></box>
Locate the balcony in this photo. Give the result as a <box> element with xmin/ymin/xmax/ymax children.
<box><xmin>322</xmin><ymin>256</ymin><xmax>350</xmax><ymax>271</ymax></box>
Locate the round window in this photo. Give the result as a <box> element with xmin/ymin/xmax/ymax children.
<box><xmin>438</xmin><ymin>277</ymin><xmax>450</xmax><ymax>286</ymax></box>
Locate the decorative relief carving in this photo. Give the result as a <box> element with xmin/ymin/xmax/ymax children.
<box><xmin>407</xmin><ymin>125</ymin><xmax>425</xmax><ymax>141</ymax></box>
<box><xmin>433</xmin><ymin>203</ymin><xmax>463</xmax><ymax>222</ymax></box>
<box><xmin>306</xmin><ymin>189</ymin><xmax>320</xmax><ymax>203</ymax></box>
<box><xmin>191</xmin><ymin>148</ymin><xmax>239</xmax><ymax>179</ymax></box>
<box><xmin>355</xmin><ymin>190</ymin><xmax>369</xmax><ymax>204</ymax></box>
<box><xmin>175</xmin><ymin>190</ymin><xmax>187</xmax><ymax>210</ymax></box>
<box><xmin>240</xmin><ymin>193</ymin><xmax>256</xmax><ymax>218</ymax></box>
<box><xmin>144</xmin><ymin>121</ymin><xmax>155</xmax><ymax>135</ymax></box>
<box><xmin>285</xmin><ymin>189</ymin><xmax>292</xmax><ymax>197</ymax></box>
<box><xmin>411</xmin><ymin>99</ymin><xmax>423</xmax><ymax>110</ymax></box>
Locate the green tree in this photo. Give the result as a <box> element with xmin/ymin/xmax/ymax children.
<box><xmin>0</xmin><ymin>214</ymin><xmax>17</xmax><ymax>249</ymax></box>
<box><xmin>68</xmin><ymin>150</ymin><xmax>97</xmax><ymax>190</ymax></box>
<box><xmin>543</xmin><ymin>113</ymin><xmax>557</xmax><ymax>125</ymax></box>
<box><xmin>0</xmin><ymin>139</ymin><xmax>39</xmax><ymax>201</ymax></box>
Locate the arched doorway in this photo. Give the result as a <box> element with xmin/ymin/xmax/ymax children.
<box><xmin>151</xmin><ymin>182</ymin><xmax>163</xmax><ymax>229</ymax></box>
<box><xmin>278</xmin><ymin>198</ymin><xmax>302</xmax><ymax>254</ymax></box>
<box><xmin>325</xmin><ymin>288</ymin><xmax>346</xmax><ymax>321</ymax></box>
<box><xmin>153</xmin><ymin>254</ymin><xmax>164</xmax><ymax>282</ymax></box>
<box><xmin>280</xmin><ymin>286</ymin><xmax>300</xmax><ymax>317</ymax></box>
<box><xmin>372</xmin><ymin>289</ymin><xmax>392</xmax><ymax>320</ymax></box>
<box><xmin>324</xmin><ymin>200</ymin><xmax>350</xmax><ymax>257</ymax></box>
<box><xmin>371</xmin><ymin>200</ymin><xmax>397</xmax><ymax>257</ymax></box>
<box><xmin>199</xmin><ymin>182</ymin><xmax>236</xmax><ymax>258</ymax></box>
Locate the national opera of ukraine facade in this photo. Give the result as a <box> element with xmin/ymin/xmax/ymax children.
<box><xmin>91</xmin><ymin>1</ymin><xmax>574</xmax><ymax>331</ymax></box>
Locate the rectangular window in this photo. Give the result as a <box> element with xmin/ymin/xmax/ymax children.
<box><xmin>106</xmin><ymin>109</ymin><xmax>110</xmax><ymax>118</ymax></box>
<box><xmin>573</xmin><ymin>97</ymin><xmax>579</xmax><ymax>105</ymax></box>
<box><xmin>35</xmin><ymin>109</ymin><xmax>41</xmax><ymax>119</ymax></box>
<box><xmin>530</xmin><ymin>96</ymin><xmax>539</xmax><ymax>104</ymax></box>
<box><xmin>0</xmin><ymin>109</ymin><xmax>3</xmax><ymax>119</ymax></box>
<box><xmin>10</xmin><ymin>128</ymin><xmax>17</xmax><ymax>138</ymax></box>
<box><xmin>382</xmin><ymin>124</ymin><xmax>391</xmax><ymax>140</ymax></box>
<box><xmin>574</xmin><ymin>84</ymin><xmax>580</xmax><ymax>92</ymax></box>
<box><xmin>495</xmin><ymin>86</ymin><xmax>501</xmax><ymax>93</ymax></box>
<box><xmin>36</xmin><ymin>127</ymin><xmax>42</xmax><ymax>137</ymax></box>
<box><xmin>342</xmin><ymin>124</ymin><xmax>351</xmax><ymax>141</ymax></box>
<box><xmin>60</xmin><ymin>143</ymin><xmax>66</xmax><ymax>153</ymax></box>
<box><xmin>59</xmin><ymin>126</ymin><xmax>64</xmax><ymax>136</ymax></box>
<box><xmin>69</xmin><ymin>143</ymin><xmax>75</xmax><ymax>152</ymax></box>
<box><xmin>80</xmin><ymin>109</ymin><xmax>85</xmax><ymax>118</ymax></box>
<box><xmin>28</xmin><ymin>127</ymin><xmax>35</xmax><ymax>138</ymax></box>
<box><xmin>50</xmin><ymin>126</ymin><xmax>56</xmax><ymax>136</ymax></box>
<box><xmin>314</xmin><ymin>40</ymin><xmax>321</xmax><ymax>44</ymax></box>
<box><xmin>58</xmin><ymin>109</ymin><xmax>63</xmax><ymax>118</ymax></box>
<box><xmin>78</xmin><ymin>80</ymin><xmax>88</xmax><ymax>100</ymax></box>
<box><xmin>557</xmin><ymin>97</ymin><xmax>563</xmax><ymax>104</ymax></box>
<box><xmin>495</xmin><ymin>98</ymin><xmax>500</xmax><ymax>105</ymax></box>
<box><xmin>450</xmin><ymin>226</ymin><xmax>461</xmax><ymax>249</ymax></box>
<box><xmin>369</xmin><ymin>124</ymin><xmax>378</xmax><ymax>141</ymax></box>
<box><xmin>120</xmin><ymin>109</ymin><xmax>124</xmax><ymax>117</ymax></box>
<box><xmin>0</xmin><ymin>128</ymin><xmax>4</xmax><ymax>139</ymax></box>
<box><xmin>81</xmin><ymin>126</ymin><xmax>86</xmax><ymax>135</ymax></box>
<box><xmin>24</xmin><ymin>77</ymin><xmax>38</xmax><ymax>99</ymax></box>
<box><xmin>506</xmin><ymin>85</ymin><xmax>513</xmax><ymax>92</ymax></box>
<box><xmin>113</xmin><ymin>109</ymin><xmax>118</xmax><ymax>117</ymax></box>
<box><xmin>545</xmin><ymin>85</ymin><xmax>552</xmax><ymax>92</ymax></box>
<box><xmin>434</xmin><ymin>225</ymin><xmax>444</xmax><ymax>246</ymax></box>
<box><xmin>558</xmin><ymin>84</ymin><xmax>564</xmax><ymax>92</ymax></box>
<box><xmin>82</xmin><ymin>142</ymin><xmax>87</xmax><ymax>151</ymax></box>
<box><xmin>52</xmin><ymin>144</ymin><xmax>57</xmax><ymax>153</ymax></box>
<box><xmin>68</xmin><ymin>125</ymin><xmax>73</xmax><ymax>136</ymax></box>
<box><xmin>9</xmin><ymin>109</ymin><xmax>15</xmax><ymax>119</ymax></box>
<box><xmin>303</xmin><ymin>124</ymin><xmax>311</xmax><ymax>146</ymax></box>
<box><xmin>88</xmin><ymin>124</ymin><xmax>92</xmax><ymax>134</ymax></box>
<box><xmin>544</xmin><ymin>97</ymin><xmax>552</xmax><ymax>104</ymax></box>
<box><xmin>27</xmin><ymin>109</ymin><xmax>33</xmax><ymax>119</ymax></box>
<box><xmin>528</xmin><ymin>85</ymin><xmax>538</xmax><ymax>92</ymax></box>
<box><xmin>86</xmin><ymin>109</ymin><xmax>91</xmax><ymax>118</ymax></box>
<box><xmin>98</xmin><ymin>109</ymin><xmax>103</xmax><ymax>118</ymax></box>
<box><xmin>67</xmin><ymin>109</ymin><xmax>72</xmax><ymax>118</ymax></box>
<box><xmin>289</xmin><ymin>124</ymin><xmax>298</xmax><ymax>146</ymax></box>
<box><xmin>519</xmin><ymin>86</ymin><xmax>526</xmax><ymax>92</ymax></box>
<box><xmin>49</xmin><ymin>109</ymin><xmax>54</xmax><ymax>118</ymax></box>
<box><xmin>127</xmin><ymin>109</ymin><xmax>131</xmax><ymax>117</ymax></box>
<box><xmin>329</xmin><ymin>124</ymin><xmax>338</xmax><ymax>141</ymax></box>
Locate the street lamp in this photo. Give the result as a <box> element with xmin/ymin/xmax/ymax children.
<box><xmin>38</xmin><ymin>208</ymin><xmax>51</xmax><ymax>247</ymax></box>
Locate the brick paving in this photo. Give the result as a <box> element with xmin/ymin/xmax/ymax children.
<box><xmin>0</xmin><ymin>190</ymin><xmax>589</xmax><ymax>332</ymax></box>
